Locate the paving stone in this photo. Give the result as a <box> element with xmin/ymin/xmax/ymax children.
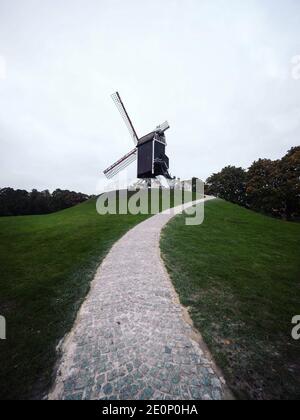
<box><xmin>211</xmin><ymin>377</ymin><xmax>222</xmax><ymax>389</ymax></box>
<box><xmin>140</xmin><ymin>386</ymin><xmax>154</xmax><ymax>400</ymax></box>
<box><xmin>120</xmin><ymin>384</ymin><xmax>139</xmax><ymax>399</ymax></box>
<box><xmin>103</xmin><ymin>383</ymin><xmax>113</xmax><ymax>395</ymax></box>
<box><xmin>139</xmin><ymin>364</ymin><xmax>150</xmax><ymax>375</ymax></box>
<box><xmin>212</xmin><ymin>389</ymin><xmax>222</xmax><ymax>400</ymax></box>
<box><xmin>63</xmin><ymin>378</ymin><xmax>75</xmax><ymax>392</ymax></box>
<box><xmin>107</xmin><ymin>369</ymin><xmax>119</xmax><ymax>382</ymax></box>
<box><xmin>126</xmin><ymin>362</ymin><xmax>134</xmax><ymax>373</ymax></box>
<box><xmin>171</xmin><ymin>374</ymin><xmax>181</xmax><ymax>385</ymax></box>
<box><xmin>96</xmin><ymin>373</ymin><xmax>106</xmax><ymax>384</ymax></box>
<box><xmin>65</xmin><ymin>392</ymin><xmax>83</xmax><ymax>401</ymax></box>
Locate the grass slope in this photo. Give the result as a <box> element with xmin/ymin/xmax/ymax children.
<box><xmin>0</xmin><ymin>189</ymin><xmax>193</xmax><ymax>400</ymax></box>
<box><xmin>0</xmin><ymin>197</ymin><xmax>150</xmax><ymax>400</ymax></box>
<box><xmin>161</xmin><ymin>199</ymin><xmax>300</xmax><ymax>400</ymax></box>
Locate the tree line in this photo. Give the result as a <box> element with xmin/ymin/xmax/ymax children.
<box><xmin>0</xmin><ymin>188</ymin><xmax>90</xmax><ymax>217</ymax></box>
<box><xmin>205</xmin><ymin>146</ymin><xmax>300</xmax><ymax>221</ymax></box>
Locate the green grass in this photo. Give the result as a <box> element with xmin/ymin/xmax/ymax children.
<box><xmin>0</xmin><ymin>195</ymin><xmax>151</xmax><ymax>400</ymax></box>
<box><xmin>161</xmin><ymin>199</ymin><xmax>300</xmax><ymax>400</ymax></box>
<box><xmin>0</xmin><ymin>188</ymin><xmax>195</xmax><ymax>400</ymax></box>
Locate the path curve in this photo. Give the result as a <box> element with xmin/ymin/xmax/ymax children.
<box><xmin>49</xmin><ymin>197</ymin><xmax>230</xmax><ymax>400</ymax></box>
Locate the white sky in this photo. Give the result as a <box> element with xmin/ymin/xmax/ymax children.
<box><xmin>0</xmin><ymin>0</ymin><xmax>299</xmax><ymax>194</ymax></box>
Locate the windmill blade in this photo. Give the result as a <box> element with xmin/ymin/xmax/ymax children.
<box><xmin>112</xmin><ymin>92</ymin><xmax>139</xmax><ymax>145</ymax></box>
<box><xmin>156</xmin><ymin>121</ymin><xmax>170</xmax><ymax>133</ymax></box>
<box><xmin>103</xmin><ymin>148</ymin><xmax>137</xmax><ymax>179</ymax></box>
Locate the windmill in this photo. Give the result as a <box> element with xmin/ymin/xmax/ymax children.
<box><xmin>103</xmin><ymin>92</ymin><xmax>173</xmax><ymax>185</ymax></box>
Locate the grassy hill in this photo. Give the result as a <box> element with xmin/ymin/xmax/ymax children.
<box><xmin>0</xmin><ymin>189</ymin><xmax>195</xmax><ymax>400</ymax></box>
<box><xmin>4</xmin><ymin>193</ymin><xmax>296</xmax><ymax>400</ymax></box>
<box><xmin>0</xmin><ymin>196</ymin><xmax>151</xmax><ymax>400</ymax></box>
<box><xmin>161</xmin><ymin>199</ymin><xmax>300</xmax><ymax>400</ymax></box>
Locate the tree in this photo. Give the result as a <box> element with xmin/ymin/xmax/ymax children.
<box><xmin>52</xmin><ymin>189</ymin><xmax>89</xmax><ymax>212</ymax></box>
<box><xmin>246</xmin><ymin>149</ymin><xmax>300</xmax><ymax>220</ymax></box>
<box><xmin>0</xmin><ymin>188</ymin><xmax>29</xmax><ymax>216</ymax></box>
<box><xmin>206</xmin><ymin>166</ymin><xmax>247</xmax><ymax>205</ymax></box>
<box><xmin>205</xmin><ymin>147</ymin><xmax>300</xmax><ymax>221</ymax></box>
<box><xmin>246</xmin><ymin>159</ymin><xmax>282</xmax><ymax>217</ymax></box>
<box><xmin>278</xmin><ymin>147</ymin><xmax>300</xmax><ymax>220</ymax></box>
<box><xmin>0</xmin><ymin>188</ymin><xmax>16</xmax><ymax>216</ymax></box>
<box><xmin>0</xmin><ymin>188</ymin><xmax>89</xmax><ymax>217</ymax></box>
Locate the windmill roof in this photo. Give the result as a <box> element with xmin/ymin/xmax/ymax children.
<box><xmin>137</xmin><ymin>131</ymin><xmax>156</xmax><ymax>146</ymax></box>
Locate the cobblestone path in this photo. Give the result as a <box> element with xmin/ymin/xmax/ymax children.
<box><xmin>49</xmin><ymin>198</ymin><xmax>230</xmax><ymax>400</ymax></box>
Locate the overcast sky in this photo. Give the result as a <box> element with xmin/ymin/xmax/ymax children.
<box><xmin>0</xmin><ymin>0</ymin><xmax>299</xmax><ymax>194</ymax></box>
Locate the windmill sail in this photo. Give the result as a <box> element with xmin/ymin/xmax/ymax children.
<box><xmin>111</xmin><ymin>92</ymin><xmax>139</xmax><ymax>145</ymax></box>
<box><xmin>103</xmin><ymin>148</ymin><xmax>137</xmax><ymax>179</ymax></box>
<box><xmin>156</xmin><ymin>121</ymin><xmax>170</xmax><ymax>133</ymax></box>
